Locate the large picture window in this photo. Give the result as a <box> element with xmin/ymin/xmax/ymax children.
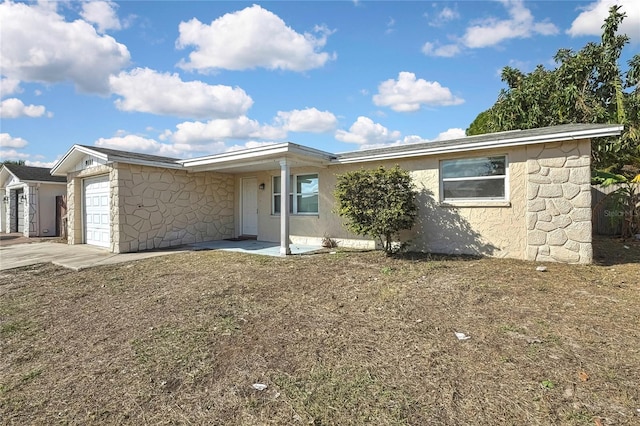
<box><xmin>440</xmin><ymin>156</ymin><xmax>507</xmax><ymax>201</ymax></box>
<box><xmin>273</xmin><ymin>174</ymin><xmax>319</xmax><ymax>214</ymax></box>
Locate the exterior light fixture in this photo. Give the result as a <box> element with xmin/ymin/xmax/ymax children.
<box><xmin>259</xmin><ymin>183</ymin><xmax>265</xmax><ymax>190</ymax></box>
<box><xmin>2</xmin><ymin>195</ymin><xmax>7</xmax><ymax>203</ymax></box>
<box><xmin>19</xmin><ymin>194</ymin><xmax>26</xmax><ymax>203</ymax></box>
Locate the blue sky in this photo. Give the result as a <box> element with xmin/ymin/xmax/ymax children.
<box><xmin>1</xmin><ymin>0</ymin><xmax>638</xmax><ymax>167</ymax></box>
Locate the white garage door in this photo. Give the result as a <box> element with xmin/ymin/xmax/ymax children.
<box><xmin>84</xmin><ymin>175</ymin><xmax>110</xmax><ymax>248</ymax></box>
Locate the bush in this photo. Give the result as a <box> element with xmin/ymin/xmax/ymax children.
<box><xmin>334</xmin><ymin>165</ymin><xmax>418</xmax><ymax>254</ymax></box>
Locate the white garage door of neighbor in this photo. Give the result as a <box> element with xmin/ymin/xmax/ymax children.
<box><xmin>84</xmin><ymin>175</ymin><xmax>110</xmax><ymax>248</ymax></box>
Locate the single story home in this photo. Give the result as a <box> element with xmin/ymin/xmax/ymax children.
<box><xmin>50</xmin><ymin>123</ymin><xmax>623</xmax><ymax>263</ymax></box>
<box><xmin>1</xmin><ymin>164</ymin><xmax>68</xmax><ymax>237</ymax></box>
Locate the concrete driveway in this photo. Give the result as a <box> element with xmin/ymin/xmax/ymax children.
<box><xmin>0</xmin><ymin>238</ymin><xmax>322</xmax><ymax>271</ymax></box>
<box><xmin>0</xmin><ymin>241</ymin><xmax>185</xmax><ymax>271</ymax></box>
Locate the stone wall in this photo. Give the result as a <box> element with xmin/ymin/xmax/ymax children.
<box><xmin>526</xmin><ymin>139</ymin><xmax>592</xmax><ymax>263</ymax></box>
<box><xmin>113</xmin><ymin>164</ymin><xmax>235</xmax><ymax>253</ymax></box>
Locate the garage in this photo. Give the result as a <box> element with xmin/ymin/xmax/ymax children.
<box><xmin>84</xmin><ymin>175</ymin><xmax>110</xmax><ymax>248</ymax></box>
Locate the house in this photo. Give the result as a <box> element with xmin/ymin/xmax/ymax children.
<box><xmin>50</xmin><ymin>123</ymin><xmax>623</xmax><ymax>263</ymax></box>
<box><xmin>1</xmin><ymin>164</ymin><xmax>68</xmax><ymax>237</ymax></box>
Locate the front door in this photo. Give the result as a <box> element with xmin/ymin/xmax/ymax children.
<box><xmin>241</xmin><ymin>177</ymin><xmax>258</xmax><ymax>236</ymax></box>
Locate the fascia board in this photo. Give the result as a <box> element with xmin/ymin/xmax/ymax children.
<box><xmin>179</xmin><ymin>143</ymin><xmax>291</xmax><ymax>167</ymax></box>
<box><xmin>108</xmin><ymin>157</ymin><xmax>184</xmax><ymax>170</ymax></box>
<box><xmin>333</xmin><ymin>126</ymin><xmax>623</xmax><ymax>164</ymax></box>
<box><xmin>50</xmin><ymin>144</ymin><xmax>105</xmax><ymax>176</ymax></box>
<box><xmin>180</xmin><ymin>143</ymin><xmax>332</xmax><ymax>170</ymax></box>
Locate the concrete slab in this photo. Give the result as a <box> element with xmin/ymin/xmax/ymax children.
<box><xmin>0</xmin><ymin>240</ymin><xmax>323</xmax><ymax>271</ymax></box>
<box><xmin>188</xmin><ymin>240</ymin><xmax>322</xmax><ymax>257</ymax></box>
<box><xmin>0</xmin><ymin>242</ymin><xmax>184</xmax><ymax>271</ymax></box>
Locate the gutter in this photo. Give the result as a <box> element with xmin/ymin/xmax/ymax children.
<box><xmin>333</xmin><ymin>126</ymin><xmax>624</xmax><ymax>164</ymax></box>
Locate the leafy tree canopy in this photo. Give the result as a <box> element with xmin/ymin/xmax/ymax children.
<box><xmin>334</xmin><ymin>165</ymin><xmax>418</xmax><ymax>254</ymax></box>
<box><xmin>467</xmin><ymin>5</ymin><xmax>639</xmax><ymax>176</ymax></box>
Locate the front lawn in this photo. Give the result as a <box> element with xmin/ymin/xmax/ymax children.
<box><xmin>1</xmin><ymin>237</ymin><xmax>639</xmax><ymax>425</ymax></box>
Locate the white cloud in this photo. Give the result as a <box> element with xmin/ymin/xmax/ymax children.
<box><xmin>462</xmin><ymin>0</ymin><xmax>558</xmax><ymax>48</ymax></box>
<box><xmin>385</xmin><ymin>17</ymin><xmax>396</xmax><ymax>35</ymax></box>
<box><xmin>25</xmin><ymin>159</ymin><xmax>58</xmax><ymax>168</ymax></box>
<box><xmin>0</xmin><ymin>98</ymin><xmax>48</xmax><ymax>119</ymax></box>
<box><xmin>422</xmin><ymin>42</ymin><xmax>461</xmax><ymax>57</ymax></box>
<box><xmin>0</xmin><ymin>78</ymin><xmax>21</xmax><ymax>98</ymax></box>
<box><xmin>433</xmin><ymin>127</ymin><xmax>466</xmax><ymax>141</ymax></box>
<box><xmin>1</xmin><ymin>133</ymin><xmax>29</xmax><ymax>148</ymax></box>
<box><xmin>397</xmin><ymin>128</ymin><xmax>466</xmax><ymax>145</ymax></box>
<box><xmin>225</xmin><ymin>141</ymin><xmax>277</xmax><ymax>152</ymax></box>
<box><xmin>335</xmin><ymin>116</ymin><xmax>401</xmax><ymax>145</ymax></box>
<box><xmin>95</xmin><ymin>134</ymin><xmax>183</xmax><ymax>158</ymax></box>
<box><xmin>276</xmin><ymin>108</ymin><xmax>337</xmax><ymax>133</ymax></box>
<box><xmin>567</xmin><ymin>0</ymin><xmax>639</xmax><ymax>41</ymax></box>
<box><xmin>109</xmin><ymin>68</ymin><xmax>253</xmax><ymax>119</ymax></box>
<box><xmin>424</xmin><ymin>0</ymin><xmax>558</xmax><ymax>57</ymax></box>
<box><xmin>80</xmin><ymin>0</ymin><xmax>122</xmax><ymax>33</ymax></box>
<box><xmin>428</xmin><ymin>6</ymin><xmax>460</xmax><ymax>27</ymax></box>
<box><xmin>170</xmin><ymin>116</ymin><xmax>287</xmax><ymax>145</ymax></box>
<box><xmin>373</xmin><ymin>72</ymin><xmax>464</xmax><ymax>112</ymax></box>
<box><xmin>0</xmin><ymin>1</ymin><xmax>130</xmax><ymax>94</ymax></box>
<box><xmin>0</xmin><ymin>148</ymin><xmax>30</xmax><ymax>160</ymax></box>
<box><xmin>176</xmin><ymin>4</ymin><xmax>335</xmax><ymax>72</ymax></box>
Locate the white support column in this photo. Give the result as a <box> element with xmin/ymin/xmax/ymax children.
<box><xmin>279</xmin><ymin>160</ymin><xmax>291</xmax><ymax>255</ymax></box>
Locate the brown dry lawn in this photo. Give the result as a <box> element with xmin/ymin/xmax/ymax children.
<box><xmin>1</xmin><ymin>237</ymin><xmax>639</xmax><ymax>425</ymax></box>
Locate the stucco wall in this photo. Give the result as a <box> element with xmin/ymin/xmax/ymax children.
<box><xmin>237</xmin><ymin>145</ymin><xmax>529</xmax><ymax>259</ymax></box>
<box><xmin>526</xmin><ymin>139</ymin><xmax>592</xmax><ymax>263</ymax></box>
<box><xmin>33</xmin><ymin>183</ymin><xmax>66</xmax><ymax>237</ymax></box>
<box><xmin>237</xmin><ymin>140</ymin><xmax>591</xmax><ymax>262</ymax></box>
<box><xmin>113</xmin><ymin>163</ymin><xmax>235</xmax><ymax>253</ymax></box>
<box><xmin>1</xmin><ymin>182</ymin><xmax>63</xmax><ymax>237</ymax></box>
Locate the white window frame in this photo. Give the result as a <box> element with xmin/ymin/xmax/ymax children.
<box><xmin>439</xmin><ymin>155</ymin><xmax>509</xmax><ymax>205</ymax></box>
<box><xmin>272</xmin><ymin>173</ymin><xmax>319</xmax><ymax>215</ymax></box>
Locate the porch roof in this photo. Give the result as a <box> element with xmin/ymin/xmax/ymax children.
<box><xmin>179</xmin><ymin>142</ymin><xmax>336</xmax><ymax>173</ymax></box>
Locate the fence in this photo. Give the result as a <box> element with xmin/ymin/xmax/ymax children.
<box><xmin>56</xmin><ymin>195</ymin><xmax>67</xmax><ymax>239</ymax></box>
<box><xmin>591</xmin><ymin>183</ymin><xmax>639</xmax><ymax>236</ymax></box>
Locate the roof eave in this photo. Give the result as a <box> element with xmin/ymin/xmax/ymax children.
<box><xmin>180</xmin><ymin>142</ymin><xmax>335</xmax><ymax>171</ymax></box>
<box><xmin>51</xmin><ymin>145</ymin><xmax>183</xmax><ymax>176</ymax></box>
<box><xmin>334</xmin><ymin>125</ymin><xmax>624</xmax><ymax>164</ymax></box>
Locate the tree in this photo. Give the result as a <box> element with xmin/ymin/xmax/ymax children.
<box><xmin>467</xmin><ymin>5</ymin><xmax>640</xmax><ymax>176</ymax></box>
<box><xmin>334</xmin><ymin>165</ymin><xmax>418</xmax><ymax>255</ymax></box>
<box><xmin>1</xmin><ymin>160</ymin><xmax>26</xmax><ymax>166</ymax></box>
<box><xmin>592</xmin><ymin>169</ymin><xmax>640</xmax><ymax>239</ymax></box>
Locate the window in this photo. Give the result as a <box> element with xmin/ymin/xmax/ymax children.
<box><xmin>440</xmin><ymin>156</ymin><xmax>507</xmax><ymax>201</ymax></box>
<box><xmin>273</xmin><ymin>174</ymin><xmax>319</xmax><ymax>214</ymax></box>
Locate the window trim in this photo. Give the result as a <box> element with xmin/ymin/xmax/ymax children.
<box><xmin>439</xmin><ymin>155</ymin><xmax>509</xmax><ymax>204</ymax></box>
<box><xmin>272</xmin><ymin>173</ymin><xmax>319</xmax><ymax>215</ymax></box>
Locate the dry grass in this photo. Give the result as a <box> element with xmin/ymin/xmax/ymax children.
<box><xmin>1</xmin><ymin>236</ymin><xmax>639</xmax><ymax>425</ymax></box>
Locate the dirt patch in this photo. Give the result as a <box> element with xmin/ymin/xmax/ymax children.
<box><xmin>1</xmin><ymin>237</ymin><xmax>639</xmax><ymax>425</ymax></box>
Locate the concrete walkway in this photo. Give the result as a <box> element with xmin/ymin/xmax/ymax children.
<box><xmin>0</xmin><ymin>241</ymin><xmax>185</xmax><ymax>271</ymax></box>
<box><xmin>0</xmin><ymin>239</ymin><xmax>323</xmax><ymax>271</ymax></box>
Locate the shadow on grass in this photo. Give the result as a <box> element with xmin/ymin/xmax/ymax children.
<box><xmin>592</xmin><ymin>235</ymin><xmax>640</xmax><ymax>266</ymax></box>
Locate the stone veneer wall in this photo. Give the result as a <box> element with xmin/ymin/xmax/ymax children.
<box><xmin>526</xmin><ymin>139</ymin><xmax>592</xmax><ymax>264</ymax></box>
<box><xmin>113</xmin><ymin>163</ymin><xmax>234</xmax><ymax>253</ymax></box>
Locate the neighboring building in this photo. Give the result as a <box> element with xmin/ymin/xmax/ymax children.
<box><xmin>50</xmin><ymin>123</ymin><xmax>623</xmax><ymax>263</ymax></box>
<box><xmin>1</xmin><ymin>164</ymin><xmax>67</xmax><ymax>237</ymax></box>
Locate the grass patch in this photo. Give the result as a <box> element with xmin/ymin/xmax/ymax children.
<box><xmin>0</xmin><ymin>236</ymin><xmax>638</xmax><ymax>425</ymax></box>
